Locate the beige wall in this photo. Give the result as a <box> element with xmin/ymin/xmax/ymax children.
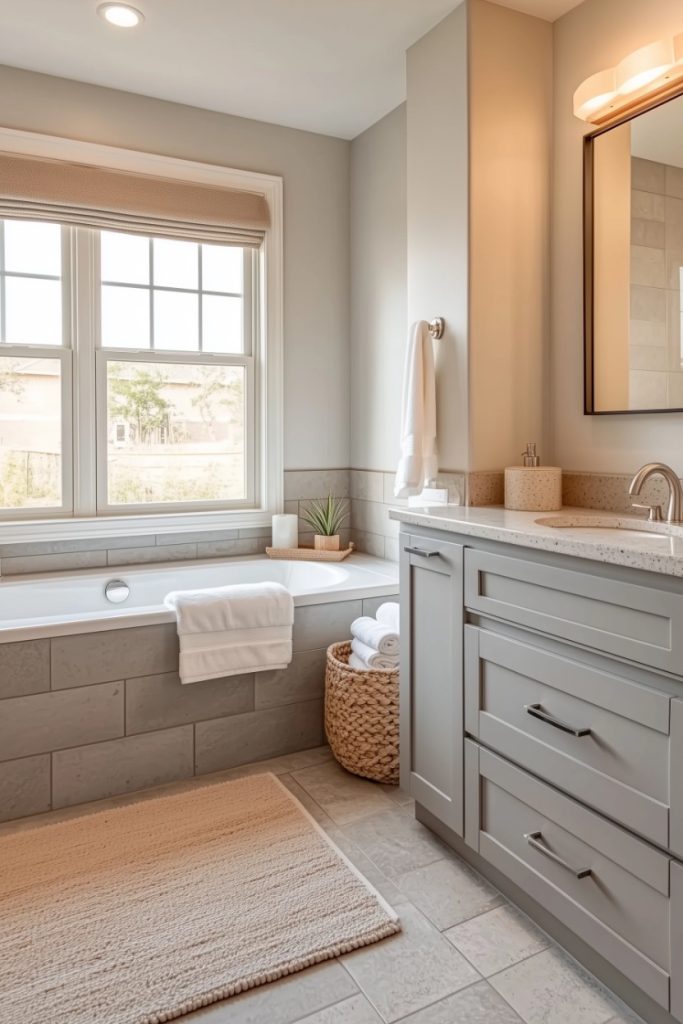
<box><xmin>552</xmin><ymin>0</ymin><xmax>683</xmax><ymax>475</ymax></box>
<box><xmin>593</xmin><ymin>123</ymin><xmax>631</xmax><ymax>411</ymax></box>
<box><xmin>349</xmin><ymin>105</ymin><xmax>407</xmax><ymax>471</ymax></box>
<box><xmin>0</xmin><ymin>64</ymin><xmax>351</xmax><ymax>472</ymax></box>
<box><xmin>407</xmin><ymin>4</ymin><xmax>470</xmax><ymax>473</ymax></box>
<box><xmin>468</xmin><ymin>0</ymin><xmax>552</xmax><ymax>470</ymax></box>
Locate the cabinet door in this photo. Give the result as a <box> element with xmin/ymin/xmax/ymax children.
<box><xmin>400</xmin><ymin>532</ymin><xmax>464</xmax><ymax>835</ymax></box>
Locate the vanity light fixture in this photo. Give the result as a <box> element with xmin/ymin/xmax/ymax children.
<box><xmin>97</xmin><ymin>3</ymin><xmax>144</xmax><ymax>28</ymax></box>
<box><xmin>574</xmin><ymin>31</ymin><xmax>683</xmax><ymax>124</ymax></box>
<box><xmin>615</xmin><ymin>39</ymin><xmax>675</xmax><ymax>95</ymax></box>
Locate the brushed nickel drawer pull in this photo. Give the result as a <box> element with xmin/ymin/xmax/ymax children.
<box><xmin>525</xmin><ymin>702</ymin><xmax>591</xmax><ymax>737</ymax></box>
<box><xmin>405</xmin><ymin>546</ymin><xmax>441</xmax><ymax>558</ymax></box>
<box><xmin>525</xmin><ymin>831</ymin><xmax>592</xmax><ymax>879</ymax></box>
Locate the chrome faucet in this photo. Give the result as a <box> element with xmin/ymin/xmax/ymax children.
<box><xmin>628</xmin><ymin>463</ymin><xmax>683</xmax><ymax>523</ymax></box>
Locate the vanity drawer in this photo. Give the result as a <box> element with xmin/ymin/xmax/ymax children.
<box><xmin>464</xmin><ymin>626</ymin><xmax>680</xmax><ymax>848</ymax></box>
<box><xmin>466</xmin><ymin>743</ymin><xmax>672</xmax><ymax>1009</ymax></box>
<box><xmin>464</xmin><ymin>548</ymin><xmax>683</xmax><ymax>673</ymax></box>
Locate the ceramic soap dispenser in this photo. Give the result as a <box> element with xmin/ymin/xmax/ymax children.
<box><xmin>504</xmin><ymin>444</ymin><xmax>562</xmax><ymax>512</ymax></box>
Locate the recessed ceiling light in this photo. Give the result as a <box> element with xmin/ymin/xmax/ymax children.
<box><xmin>97</xmin><ymin>3</ymin><xmax>144</xmax><ymax>28</ymax></box>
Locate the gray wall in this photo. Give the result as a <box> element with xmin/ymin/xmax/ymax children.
<box><xmin>407</xmin><ymin>4</ymin><xmax>469</xmax><ymax>475</ymax></box>
<box><xmin>0</xmin><ymin>64</ymin><xmax>351</xmax><ymax>472</ymax></box>
<box><xmin>350</xmin><ymin>104</ymin><xmax>407</xmax><ymax>473</ymax></box>
<box><xmin>0</xmin><ymin>593</ymin><xmax>394</xmax><ymax>822</ymax></box>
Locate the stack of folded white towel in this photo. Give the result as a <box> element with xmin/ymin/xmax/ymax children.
<box><xmin>349</xmin><ymin>602</ymin><xmax>400</xmax><ymax>672</ymax></box>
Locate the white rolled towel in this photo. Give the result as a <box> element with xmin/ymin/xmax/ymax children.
<box><xmin>375</xmin><ymin>602</ymin><xmax>400</xmax><ymax>632</ymax></box>
<box><xmin>351</xmin><ymin>637</ymin><xmax>399</xmax><ymax>672</ymax></box>
<box><xmin>349</xmin><ymin>652</ymin><xmax>371</xmax><ymax>672</ymax></box>
<box><xmin>350</xmin><ymin>615</ymin><xmax>399</xmax><ymax>656</ymax></box>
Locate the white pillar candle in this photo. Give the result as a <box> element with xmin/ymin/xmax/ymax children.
<box><xmin>272</xmin><ymin>513</ymin><xmax>298</xmax><ymax>549</ymax></box>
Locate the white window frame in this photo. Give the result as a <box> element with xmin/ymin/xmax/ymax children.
<box><xmin>0</xmin><ymin>127</ymin><xmax>283</xmax><ymax>545</ymax></box>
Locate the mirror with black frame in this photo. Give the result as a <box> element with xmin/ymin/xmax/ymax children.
<box><xmin>585</xmin><ymin>90</ymin><xmax>683</xmax><ymax>413</ymax></box>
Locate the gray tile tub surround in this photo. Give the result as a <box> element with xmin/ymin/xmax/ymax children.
<box><xmin>0</xmin><ymin>527</ymin><xmax>273</xmax><ymax>577</ymax></box>
<box><xmin>0</xmin><ymin>594</ymin><xmax>387</xmax><ymax>822</ymax></box>
<box><xmin>350</xmin><ymin>470</ymin><xmax>465</xmax><ymax>561</ymax></box>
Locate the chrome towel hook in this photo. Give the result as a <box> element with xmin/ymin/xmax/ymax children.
<box><xmin>428</xmin><ymin>317</ymin><xmax>445</xmax><ymax>340</ymax></box>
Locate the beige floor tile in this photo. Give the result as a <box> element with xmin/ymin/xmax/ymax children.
<box><xmin>183</xmin><ymin>961</ymin><xmax>357</xmax><ymax>1023</ymax></box>
<box><xmin>489</xmin><ymin>947</ymin><xmax>621</xmax><ymax>1024</ymax></box>
<box><xmin>324</xmin><ymin>824</ymin><xmax>404</xmax><ymax>907</ymax></box>
<box><xmin>278</xmin><ymin>773</ymin><xmax>335</xmax><ymax>827</ymax></box>
<box><xmin>397</xmin><ymin>980</ymin><xmax>524</xmax><ymax>1022</ymax></box>
<box><xmin>342</xmin><ymin>902</ymin><xmax>480</xmax><ymax>1023</ymax></box>
<box><xmin>397</xmin><ymin>856</ymin><xmax>504</xmax><ymax>930</ymax></box>
<box><xmin>445</xmin><ymin>904</ymin><xmax>549</xmax><ymax>976</ymax></box>
<box><xmin>379</xmin><ymin>784</ymin><xmax>414</xmax><ymax>807</ymax></box>
<box><xmin>340</xmin><ymin>808</ymin><xmax>448</xmax><ymax>879</ymax></box>
<box><xmin>297</xmin><ymin>992</ymin><xmax>383</xmax><ymax>1023</ymax></box>
<box><xmin>292</xmin><ymin>761</ymin><xmax>398</xmax><ymax>824</ymax></box>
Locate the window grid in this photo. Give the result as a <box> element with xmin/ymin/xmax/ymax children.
<box><xmin>0</xmin><ymin>219</ymin><xmax>259</xmax><ymax>520</ymax></box>
<box><xmin>100</xmin><ymin>237</ymin><xmax>244</xmax><ymax>354</ymax></box>
<box><xmin>0</xmin><ymin>220</ymin><xmax>66</xmax><ymax>347</ymax></box>
<box><xmin>0</xmin><ymin>220</ymin><xmax>5</xmax><ymax>342</ymax></box>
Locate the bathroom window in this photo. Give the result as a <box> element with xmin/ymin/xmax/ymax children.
<box><xmin>0</xmin><ymin>220</ymin><xmax>70</xmax><ymax>513</ymax></box>
<box><xmin>97</xmin><ymin>231</ymin><xmax>255</xmax><ymax>512</ymax></box>
<box><xmin>0</xmin><ymin>218</ymin><xmax>261</xmax><ymax>519</ymax></box>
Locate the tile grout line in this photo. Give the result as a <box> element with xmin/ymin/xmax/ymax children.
<box><xmin>292</xmin><ymin>990</ymin><xmax>365</xmax><ymax>1024</ymax></box>
<box><xmin>388</xmin><ymin>976</ymin><xmax>519</xmax><ymax>1024</ymax></box>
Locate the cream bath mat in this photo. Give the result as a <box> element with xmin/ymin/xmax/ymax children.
<box><xmin>1</xmin><ymin>773</ymin><xmax>400</xmax><ymax>1024</ymax></box>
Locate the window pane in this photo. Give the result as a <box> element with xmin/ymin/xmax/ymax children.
<box><xmin>153</xmin><ymin>291</ymin><xmax>198</xmax><ymax>351</ymax></box>
<box><xmin>101</xmin><ymin>285</ymin><xmax>150</xmax><ymax>349</ymax></box>
<box><xmin>5</xmin><ymin>278</ymin><xmax>62</xmax><ymax>346</ymax></box>
<box><xmin>202</xmin><ymin>244</ymin><xmax>243</xmax><ymax>293</ymax></box>
<box><xmin>0</xmin><ymin>356</ymin><xmax>62</xmax><ymax>509</ymax></box>
<box><xmin>4</xmin><ymin>220</ymin><xmax>61</xmax><ymax>276</ymax></box>
<box><xmin>153</xmin><ymin>238</ymin><xmax>198</xmax><ymax>289</ymax></box>
<box><xmin>202</xmin><ymin>295</ymin><xmax>243</xmax><ymax>354</ymax></box>
<box><xmin>101</xmin><ymin>231</ymin><xmax>149</xmax><ymax>285</ymax></box>
<box><xmin>106</xmin><ymin>361</ymin><xmax>246</xmax><ymax>505</ymax></box>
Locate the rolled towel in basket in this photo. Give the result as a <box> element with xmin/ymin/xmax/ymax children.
<box><xmin>376</xmin><ymin>602</ymin><xmax>400</xmax><ymax>632</ymax></box>
<box><xmin>351</xmin><ymin>637</ymin><xmax>399</xmax><ymax>672</ymax></box>
<box><xmin>348</xmin><ymin>652</ymin><xmax>371</xmax><ymax>672</ymax></box>
<box><xmin>350</xmin><ymin>615</ymin><xmax>399</xmax><ymax>656</ymax></box>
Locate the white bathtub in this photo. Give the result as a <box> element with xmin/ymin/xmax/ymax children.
<box><xmin>0</xmin><ymin>553</ymin><xmax>399</xmax><ymax>642</ymax></box>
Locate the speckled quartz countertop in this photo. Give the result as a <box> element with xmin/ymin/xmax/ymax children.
<box><xmin>389</xmin><ymin>505</ymin><xmax>683</xmax><ymax>578</ymax></box>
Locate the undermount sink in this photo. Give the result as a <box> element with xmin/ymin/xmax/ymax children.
<box><xmin>535</xmin><ymin>515</ymin><xmax>683</xmax><ymax>540</ymax></box>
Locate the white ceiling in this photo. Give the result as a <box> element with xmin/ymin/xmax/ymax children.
<box><xmin>0</xmin><ymin>0</ymin><xmax>584</xmax><ymax>140</ymax></box>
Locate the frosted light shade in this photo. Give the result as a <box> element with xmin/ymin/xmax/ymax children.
<box><xmin>675</xmin><ymin>33</ymin><xmax>683</xmax><ymax>64</ymax></box>
<box><xmin>573</xmin><ymin>68</ymin><xmax>617</xmax><ymax>120</ymax></box>
<box><xmin>616</xmin><ymin>39</ymin><xmax>674</xmax><ymax>95</ymax></box>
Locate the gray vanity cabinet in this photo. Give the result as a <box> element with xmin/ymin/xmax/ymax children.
<box><xmin>399</xmin><ymin>521</ymin><xmax>683</xmax><ymax>1024</ymax></box>
<box><xmin>399</xmin><ymin>533</ymin><xmax>464</xmax><ymax>835</ymax></box>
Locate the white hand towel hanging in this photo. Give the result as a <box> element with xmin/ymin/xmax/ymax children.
<box><xmin>394</xmin><ymin>320</ymin><xmax>438</xmax><ymax>498</ymax></box>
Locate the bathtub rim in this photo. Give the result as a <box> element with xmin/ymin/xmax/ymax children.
<box><xmin>0</xmin><ymin>552</ymin><xmax>399</xmax><ymax>644</ymax></box>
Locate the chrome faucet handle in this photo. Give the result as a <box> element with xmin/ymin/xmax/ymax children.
<box><xmin>630</xmin><ymin>502</ymin><xmax>663</xmax><ymax>522</ymax></box>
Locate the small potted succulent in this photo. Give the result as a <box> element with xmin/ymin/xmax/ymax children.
<box><xmin>301</xmin><ymin>494</ymin><xmax>349</xmax><ymax>551</ymax></box>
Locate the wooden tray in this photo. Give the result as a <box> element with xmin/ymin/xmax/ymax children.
<box><xmin>266</xmin><ymin>543</ymin><xmax>355</xmax><ymax>562</ymax></box>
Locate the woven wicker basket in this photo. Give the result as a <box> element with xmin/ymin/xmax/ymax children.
<box><xmin>324</xmin><ymin>641</ymin><xmax>399</xmax><ymax>784</ymax></box>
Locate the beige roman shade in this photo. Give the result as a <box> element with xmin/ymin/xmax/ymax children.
<box><xmin>0</xmin><ymin>153</ymin><xmax>269</xmax><ymax>246</ymax></box>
